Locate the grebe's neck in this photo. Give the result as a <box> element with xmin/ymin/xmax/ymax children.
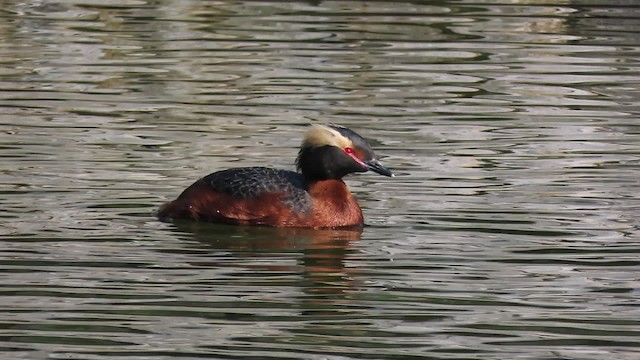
<box><xmin>306</xmin><ymin>179</ymin><xmax>364</xmax><ymax>227</ymax></box>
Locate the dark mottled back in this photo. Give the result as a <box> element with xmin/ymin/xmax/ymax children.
<box><xmin>203</xmin><ymin>167</ymin><xmax>312</xmax><ymax>213</ymax></box>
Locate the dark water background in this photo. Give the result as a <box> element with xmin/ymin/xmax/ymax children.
<box><xmin>1</xmin><ymin>0</ymin><xmax>639</xmax><ymax>359</ymax></box>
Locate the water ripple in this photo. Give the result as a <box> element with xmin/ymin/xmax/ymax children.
<box><xmin>1</xmin><ymin>0</ymin><xmax>640</xmax><ymax>359</ymax></box>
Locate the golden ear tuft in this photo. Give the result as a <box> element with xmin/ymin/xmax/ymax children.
<box><xmin>303</xmin><ymin>124</ymin><xmax>352</xmax><ymax>148</ymax></box>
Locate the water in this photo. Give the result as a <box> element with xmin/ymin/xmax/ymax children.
<box><xmin>1</xmin><ymin>0</ymin><xmax>639</xmax><ymax>359</ymax></box>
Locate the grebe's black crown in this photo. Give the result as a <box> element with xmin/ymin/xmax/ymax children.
<box><xmin>327</xmin><ymin>123</ymin><xmax>372</xmax><ymax>158</ymax></box>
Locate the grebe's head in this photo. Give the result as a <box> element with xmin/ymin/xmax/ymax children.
<box><xmin>296</xmin><ymin>124</ymin><xmax>394</xmax><ymax>180</ymax></box>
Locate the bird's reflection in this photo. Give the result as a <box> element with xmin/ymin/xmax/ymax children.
<box><xmin>169</xmin><ymin>221</ymin><xmax>363</xmax><ymax>301</ymax></box>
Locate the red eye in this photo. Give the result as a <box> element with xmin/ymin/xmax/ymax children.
<box><xmin>344</xmin><ymin>146</ymin><xmax>366</xmax><ymax>167</ymax></box>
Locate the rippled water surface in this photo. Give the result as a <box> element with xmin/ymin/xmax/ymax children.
<box><xmin>1</xmin><ymin>0</ymin><xmax>640</xmax><ymax>359</ymax></box>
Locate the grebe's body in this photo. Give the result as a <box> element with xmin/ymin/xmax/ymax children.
<box><xmin>158</xmin><ymin>124</ymin><xmax>393</xmax><ymax>228</ymax></box>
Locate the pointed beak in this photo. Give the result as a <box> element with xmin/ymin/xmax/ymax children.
<box><xmin>365</xmin><ymin>159</ymin><xmax>394</xmax><ymax>177</ymax></box>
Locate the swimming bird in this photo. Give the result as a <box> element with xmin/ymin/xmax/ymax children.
<box><xmin>158</xmin><ymin>124</ymin><xmax>393</xmax><ymax>228</ymax></box>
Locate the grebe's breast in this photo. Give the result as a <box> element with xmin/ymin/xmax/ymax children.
<box><xmin>204</xmin><ymin>167</ymin><xmax>312</xmax><ymax>213</ymax></box>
